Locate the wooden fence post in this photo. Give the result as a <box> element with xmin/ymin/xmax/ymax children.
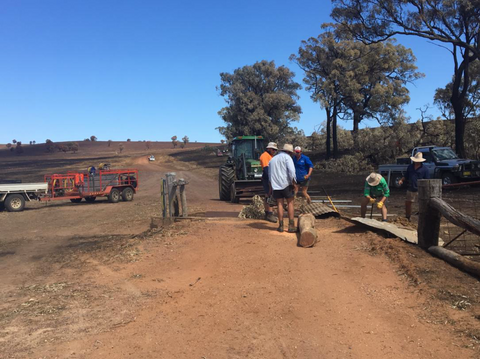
<box><xmin>178</xmin><ymin>178</ymin><xmax>188</xmax><ymax>217</ymax></box>
<box><xmin>165</xmin><ymin>172</ymin><xmax>177</xmax><ymax>217</ymax></box>
<box><xmin>417</xmin><ymin>179</ymin><xmax>442</xmax><ymax>249</ymax></box>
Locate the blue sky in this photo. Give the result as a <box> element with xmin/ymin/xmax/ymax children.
<box><xmin>0</xmin><ymin>0</ymin><xmax>453</xmax><ymax>144</ymax></box>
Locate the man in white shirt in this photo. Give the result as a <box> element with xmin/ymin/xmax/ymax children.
<box><xmin>268</xmin><ymin>144</ymin><xmax>297</xmax><ymax>233</ymax></box>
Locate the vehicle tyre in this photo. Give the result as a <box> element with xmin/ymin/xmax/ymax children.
<box><xmin>122</xmin><ymin>187</ymin><xmax>134</xmax><ymax>201</ymax></box>
<box><xmin>391</xmin><ymin>174</ymin><xmax>405</xmax><ymax>189</ymax></box>
<box><xmin>442</xmin><ymin>172</ymin><xmax>457</xmax><ymax>186</ymax></box>
<box><xmin>230</xmin><ymin>183</ymin><xmax>239</xmax><ymax>203</ymax></box>
<box><xmin>85</xmin><ymin>196</ymin><xmax>96</xmax><ymax>203</ymax></box>
<box><xmin>70</xmin><ymin>198</ymin><xmax>82</xmax><ymax>203</ymax></box>
<box><xmin>219</xmin><ymin>165</ymin><xmax>235</xmax><ymax>201</ymax></box>
<box><xmin>108</xmin><ymin>188</ymin><xmax>121</xmax><ymax>203</ymax></box>
<box><xmin>5</xmin><ymin>194</ymin><xmax>25</xmax><ymax>212</ymax></box>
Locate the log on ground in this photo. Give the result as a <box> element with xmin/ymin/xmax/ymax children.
<box><xmin>298</xmin><ymin>213</ymin><xmax>318</xmax><ymax>248</ymax></box>
<box><xmin>428</xmin><ymin>246</ymin><xmax>480</xmax><ymax>277</ymax></box>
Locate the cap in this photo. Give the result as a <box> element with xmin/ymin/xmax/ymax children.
<box><xmin>294</xmin><ymin>146</ymin><xmax>301</xmax><ymax>153</ymax></box>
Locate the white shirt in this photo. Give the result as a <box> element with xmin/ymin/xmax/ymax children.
<box><xmin>268</xmin><ymin>151</ymin><xmax>296</xmax><ymax>190</ymax></box>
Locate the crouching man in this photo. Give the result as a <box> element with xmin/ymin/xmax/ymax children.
<box><xmin>361</xmin><ymin>172</ymin><xmax>389</xmax><ymax>222</ymax></box>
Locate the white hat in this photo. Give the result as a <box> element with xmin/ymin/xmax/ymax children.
<box><xmin>282</xmin><ymin>144</ymin><xmax>294</xmax><ymax>153</ymax></box>
<box><xmin>410</xmin><ymin>152</ymin><xmax>426</xmax><ymax>163</ymax></box>
<box><xmin>266</xmin><ymin>142</ymin><xmax>278</xmax><ymax>150</ymax></box>
<box><xmin>366</xmin><ymin>172</ymin><xmax>382</xmax><ymax>187</ymax></box>
<box><xmin>294</xmin><ymin>146</ymin><xmax>302</xmax><ymax>152</ymax></box>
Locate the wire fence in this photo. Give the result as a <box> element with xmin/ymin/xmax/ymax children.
<box><xmin>441</xmin><ymin>188</ymin><xmax>480</xmax><ymax>261</ymax></box>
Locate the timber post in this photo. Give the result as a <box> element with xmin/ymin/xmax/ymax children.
<box><xmin>178</xmin><ymin>178</ymin><xmax>188</xmax><ymax>217</ymax></box>
<box><xmin>417</xmin><ymin>179</ymin><xmax>442</xmax><ymax>249</ymax></box>
<box><xmin>165</xmin><ymin>172</ymin><xmax>177</xmax><ymax>218</ymax></box>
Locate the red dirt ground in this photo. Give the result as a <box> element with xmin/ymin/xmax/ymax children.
<box><xmin>1</xmin><ymin>142</ymin><xmax>480</xmax><ymax>358</ymax></box>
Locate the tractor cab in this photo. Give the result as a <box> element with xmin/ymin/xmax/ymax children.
<box><xmin>229</xmin><ymin>136</ymin><xmax>264</xmax><ymax>180</ymax></box>
<box><xmin>219</xmin><ymin>136</ymin><xmax>265</xmax><ymax>202</ymax></box>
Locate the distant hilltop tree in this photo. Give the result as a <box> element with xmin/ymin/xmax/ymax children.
<box><xmin>145</xmin><ymin>141</ymin><xmax>151</xmax><ymax>150</ymax></box>
<box><xmin>84</xmin><ymin>138</ymin><xmax>90</xmax><ymax>141</ymax></box>
<box><xmin>67</xmin><ymin>142</ymin><xmax>79</xmax><ymax>153</ymax></box>
<box><xmin>6</xmin><ymin>143</ymin><xmax>12</xmax><ymax>150</ymax></box>
<box><xmin>107</xmin><ymin>140</ymin><xmax>112</xmax><ymax>147</ymax></box>
<box><xmin>15</xmin><ymin>142</ymin><xmax>23</xmax><ymax>154</ymax></box>
<box><xmin>171</xmin><ymin>136</ymin><xmax>178</xmax><ymax>148</ymax></box>
<box><xmin>46</xmin><ymin>140</ymin><xmax>55</xmax><ymax>152</ymax></box>
<box><xmin>182</xmin><ymin>136</ymin><xmax>189</xmax><ymax>146</ymax></box>
<box><xmin>119</xmin><ymin>143</ymin><xmax>124</xmax><ymax>153</ymax></box>
<box><xmin>127</xmin><ymin>138</ymin><xmax>131</xmax><ymax>142</ymax></box>
<box><xmin>90</xmin><ymin>135</ymin><xmax>97</xmax><ymax>142</ymax></box>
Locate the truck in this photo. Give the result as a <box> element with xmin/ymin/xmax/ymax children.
<box><xmin>379</xmin><ymin>146</ymin><xmax>480</xmax><ymax>188</ymax></box>
<box><xmin>0</xmin><ymin>182</ymin><xmax>49</xmax><ymax>212</ymax></box>
<box><xmin>0</xmin><ymin>168</ymin><xmax>139</xmax><ymax>212</ymax></box>
<box><xmin>219</xmin><ymin>135</ymin><xmax>264</xmax><ymax>203</ymax></box>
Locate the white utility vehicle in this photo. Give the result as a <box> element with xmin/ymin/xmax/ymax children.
<box><xmin>148</xmin><ymin>155</ymin><xmax>155</xmax><ymax>161</ymax></box>
<box><xmin>0</xmin><ymin>183</ymin><xmax>48</xmax><ymax>212</ymax></box>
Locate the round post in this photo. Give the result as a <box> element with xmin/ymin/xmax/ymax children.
<box><xmin>417</xmin><ymin>179</ymin><xmax>442</xmax><ymax>249</ymax></box>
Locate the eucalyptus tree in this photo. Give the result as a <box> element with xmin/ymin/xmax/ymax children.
<box><xmin>217</xmin><ymin>60</ymin><xmax>302</xmax><ymax>141</ymax></box>
<box><xmin>331</xmin><ymin>0</ymin><xmax>480</xmax><ymax>157</ymax></box>
<box><xmin>290</xmin><ymin>29</ymin><xmax>345</xmax><ymax>158</ymax></box>
<box><xmin>291</xmin><ymin>28</ymin><xmax>422</xmax><ymax>153</ymax></box>
<box><xmin>435</xmin><ymin>60</ymin><xmax>480</xmax><ymax>122</ymax></box>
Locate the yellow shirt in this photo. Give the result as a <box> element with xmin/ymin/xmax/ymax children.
<box><xmin>259</xmin><ymin>151</ymin><xmax>273</xmax><ymax>169</ymax></box>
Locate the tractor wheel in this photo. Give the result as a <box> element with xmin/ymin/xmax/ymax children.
<box><xmin>122</xmin><ymin>187</ymin><xmax>134</xmax><ymax>201</ymax></box>
<box><xmin>85</xmin><ymin>196</ymin><xmax>96</xmax><ymax>203</ymax></box>
<box><xmin>108</xmin><ymin>188</ymin><xmax>121</xmax><ymax>203</ymax></box>
<box><xmin>442</xmin><ymin>172</ymin><xmax>457</xmax><ymax>186</ymax></box>
<box><xmin>70</xmin><ymin>198</ymin><xmax>82</xmax><ymax>203</ymax></box>
<box><xmin>219</xmin><ymin>166</ymin><xmax>235</xmax><ymax>201</ymax></box>
<box><xmin>5</xmin><ymin>194</ymin><xmax>25</xmax><ymax>212</ymax></box>
<box><xmin>230</xmin><ymin>183</ymin><xmax>239</xmax><ymax>203</ymax></box>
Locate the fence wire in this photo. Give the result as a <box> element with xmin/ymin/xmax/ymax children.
<box><xmin>442</xmin><ymin>186</ymin><xmax>480</xmax><ymax>261</ymax></box>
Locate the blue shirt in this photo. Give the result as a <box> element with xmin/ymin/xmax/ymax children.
<box><xmin>268</xmin><ymin>151</ymin><xmax>296</xmax><ymax>190</ymax></box>
<box><xmin>293</xmin><ymin>154</ymin><xmax>313</xmax><ymax>182</ymax></box>
<box><xmin>405</xmin><ymin>163</ymin><xmax>430</xmax><ymax>192</ymax></box>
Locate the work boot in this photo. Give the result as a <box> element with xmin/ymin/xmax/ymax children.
<box><xmin>288</xmin><ymin>219</ymin><xmax>297</xmax><ymax>233</ymax></box>
<box><xmin>277</xmin><ymin>219</ymin><xmax>284</xmax><ymax>233</ymax></box>
<box><xmin>265</xmin><ymin>212</ymin><xmax>277</xmax><ymax>223</ymax></box>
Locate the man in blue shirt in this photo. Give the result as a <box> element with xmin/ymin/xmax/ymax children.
<box><xmin>293</xmin><ymin>146</ymin><xmax>314</xmax><ymax>204</ymax></box>
<box><xmin>399</xmin><ymin>152</ymin><xmax>430</xmax><ymax>221</ymax></box>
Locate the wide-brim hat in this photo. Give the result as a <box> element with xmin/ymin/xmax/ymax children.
<box><xmin>281</xmin><ymin>144</ymin><xmax>294</xmax><ymax>153</ymax></box>
<box><xmin>410</xmin><ymin>152</ymin><xmax>426</xmax><ymax>163</ymax></box>
<box><xmin>366</xmin><ymin>172</ymin><xmax>382</xmax><ymax>187</ymax></box>
<box><xmin>266</xmin><ymin>142</ymin><xmax>278</xmax><ymax>150</ymax></box>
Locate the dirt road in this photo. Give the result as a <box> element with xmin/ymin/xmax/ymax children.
<box><xmin>1</xmin><ymin>151</ymin><xmax>480</xmax><ymax>358</ymax></box>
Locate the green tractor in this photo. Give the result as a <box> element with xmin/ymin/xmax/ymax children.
<box><xmin>219</xmin><ymin>136</ymin><xmax>265</xmax><ymax>203</ymax></box>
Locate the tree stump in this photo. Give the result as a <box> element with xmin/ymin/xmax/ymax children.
<box><xmin>298</xmin><ymin>213</ymin><xmax>317</xmax><ymax>248</ymax></box>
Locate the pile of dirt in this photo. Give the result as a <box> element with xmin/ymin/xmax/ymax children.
<box><xmin>238</xmin><ymin>195</ymin><xmax>265</xmax><ymax>219</ymax></box>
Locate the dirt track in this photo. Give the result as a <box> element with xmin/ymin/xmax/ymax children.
<box><xmin>1</xmin><ymin>144</ymin><xmax>480</xmax><ymax>358</ymax></box>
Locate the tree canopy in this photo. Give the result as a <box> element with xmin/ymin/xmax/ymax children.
<box><xmin>331</xmin><ymin>0</ymin><xmax>480</xmax><ymax>157</ymax></box>
<box><xmin>291</xmin><ymin>28</ymin><xmax>422</xmax><ymax>155</ymax></box>
<box><xmin>217</xmin><ymin>60</ymin><xmax>302</xmax><ymax>141</ymax></box>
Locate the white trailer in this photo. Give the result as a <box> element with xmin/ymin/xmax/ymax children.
<box><xmin>0</xmin><ymin>183</ymin><xmax>48</xmax><ymax>212</ymax></box>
